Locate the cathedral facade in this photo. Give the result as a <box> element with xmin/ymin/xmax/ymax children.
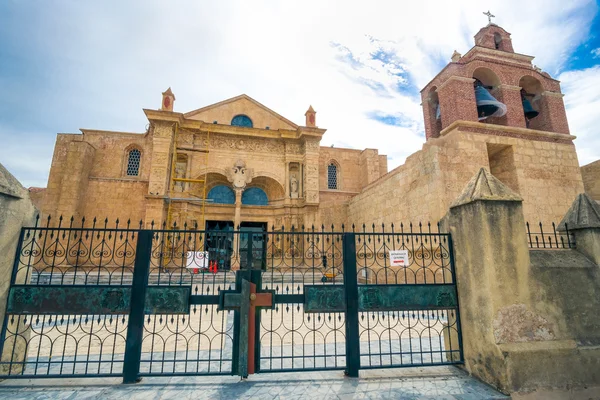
<box><xmin>40</xmin><ymin>92</ymin><xmax>387</xmax><ymax>231</ymax></box>
<box><xmin>36</xmin><ymin>23</ymin><xmax>592</xmax><ymax>230</ymax></box>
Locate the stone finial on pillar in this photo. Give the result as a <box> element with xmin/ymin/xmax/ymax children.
<box><xmin>305</xmin><ymin>105</ymin><xmax>316</xmax><ymax>127</ymax></box>
<box><xmin>558</xmin><ymin>193</ymin><xmax>600</xmax><ymax>265</ymax></box>
<box><xmin>161</xmin><ymin>87</ymin><xmax>176</xmax><ymax>112</ymax></box>
<box><xmin>451</xmin><ymin>50</ymin><xmax>461</xmax><ymax>62</ymax></box>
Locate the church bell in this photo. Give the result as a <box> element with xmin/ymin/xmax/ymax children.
<box><xmin>474</xmin><ymin>84</ymin><xmax>507</xmax><ymax>120</ymax></box>
<box><xmin>521</xmin><ymin>91</ymin><xmax>539</xmax><ymax>120</ymax></box>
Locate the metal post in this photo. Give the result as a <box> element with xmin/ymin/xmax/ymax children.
<box><xmin>122</xmin><ymin>230</ymin><xmax>153</xmax><ymax>384</ymax></box>
<box><xmin>342</xmin><ymin>232</ymin><xmax>360</xmax><ymax>377</ymax></box>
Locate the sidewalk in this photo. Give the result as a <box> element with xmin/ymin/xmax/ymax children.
<box><xmin>0</xmin><ymin>366</ymin><xmax>508</xmax><ymax>399</ymax></box>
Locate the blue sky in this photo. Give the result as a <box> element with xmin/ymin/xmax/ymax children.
<box><xmin>1</xmin><ymin>0</ymin><xmax>599</xmax><ymax>188</ymax></box>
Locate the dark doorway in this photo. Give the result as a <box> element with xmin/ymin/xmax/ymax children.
<box><xmin>239</xmin><ymin>222</ymin><xmax>267</xmax><ymax>269</ymax></box>
<box><xmin>205</xmin><ymin>220</ymin><xmax>234</xmax><ymax>270</ymax></box>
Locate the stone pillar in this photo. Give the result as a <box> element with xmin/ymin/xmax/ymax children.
<box><xmin>437</xmin><ymin>76</ymin><xmax>479</xmax><ymax>130</ymax></box>
<box><xmin>234</xmin><ymin>189</ymin><xmax>242</xmax><ymax>229</ymax></box>
<box><xmin>303</xmin><ymin>139</ymin><xmax>320</xmax><ymax>204</ymax></box>
<box><xmin>0</xmin><ymin>164</ymin><xmax>37</xmax><ymax>374</ymax></box>
<box><xmin>490</xmin><ymin>85</ymin><xmax>526</xmax><ymax>128</ymax></box>
<box><xmin>558</xmin><ymin>193</ymin><xmax>600</xmax><ymax>265</ymax></box>
<box><xmin>147</xmin><ymin>122</ymin><xmax>175</xmax><ymax>196</ymax></box>
<box><xmin>230</xmin><ymin>189</ymin><xmax>243</xmax><ymax>271</ymax></box>
<box><xmin>445</xmin><ymin>168</ymin><xmax>533</xmax><ymax>393</ymax></box>
<box><xmin>284</xmin><ymin>162</ymin><xmax>290</xmax><ymax>202</ymax></box>
<box><xmin>536</xmin><ymin>91</ymin><xmax>570</xmax><ymax>134</ymax></box>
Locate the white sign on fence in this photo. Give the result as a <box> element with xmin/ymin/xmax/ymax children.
<box><xmin>186</xmin><ymin>251</ymin><xmax>209</xmax><ymax>269</ymax></box>
<box><xmin>388</xmin><ymin>250</ymin><xmax>409</xmax><ymax>267</ymax></box>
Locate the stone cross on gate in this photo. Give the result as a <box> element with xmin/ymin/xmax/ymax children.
<box><xmin>483</xmin><ymin>10</ymin><xmax>495</xmax><ymax>24</ymax></box>
<box><xmin>219</xmin><ymin>279</ymin><xmax>273</xmax><ymax>377</ymax></box>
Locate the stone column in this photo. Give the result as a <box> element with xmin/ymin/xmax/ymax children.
<box><xmin>234</xmin><ymin>189</ymin><xmax>242</xmax><ymax>229</ymax></box>
<box><xmin>231</xmin><ymin>189</ymin><xmax>243</xmax><ymax>271</ymax></box>
<box><xmin>284</xmin><ymin>162</ymin><xmax>290</xmax><ymax>199</ymax></box>
<box><xmin>445</xmin><ymin>168</ymin><xmax>532</xmax><ymax>393</ymax></box>
<box><xmin>558</xmin><ymin>193</ymin><xmax>600</xmax><ymax>265</ymax></box>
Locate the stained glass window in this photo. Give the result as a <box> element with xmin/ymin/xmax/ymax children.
<box><xmin>327</xmin><ymin>163</ymin><xmax>338</xmax><ymax>190</ymax></box>
<box><xmin>207</xmin><ymin>185</ymin><xmax>235</xmax><ymax>204</ymax></box>
<box><xmin>126</xmin><ymin>149</ymin><xmax>141</xmax><ymax>176</ymax></box>
<box><xmin>241</xmin><ymin>187</ymin><xmax>268</xmax><ymax>206</ymax></box>
<box><xmin>231</xmin><ymin>115</ymin><xmax>253</xmax><ymax>128</ymax></box>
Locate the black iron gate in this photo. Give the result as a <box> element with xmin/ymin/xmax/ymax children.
<box><xmin>0</xmin><ymin>217</ymin><xmax>462</xmax><ymax>381</ymax></box>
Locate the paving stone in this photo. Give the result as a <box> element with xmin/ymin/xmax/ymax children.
<box><xmin>0</xmin><ymin>366</ymin><xmax>509</xmax><ymax>399</ymax></box>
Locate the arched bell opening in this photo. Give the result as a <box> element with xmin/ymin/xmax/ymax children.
<box><xmin>429</xmin><ymin>87</ymin><xmax>442</xmax><ymax>137</ymax></box>
<box><xmin>494</xmin><ymin>33</ymin><xmax>502</xmax><ymax>50</ymax></box>
<box><xmin>519</xmin><ymin>76</ymin><xmax>544</xmax><ymax>130</ymax></box>
<box><xmin>472</xmin><ymin>67</ymin><xmax>506</xmax><ymax>124</ymax></box>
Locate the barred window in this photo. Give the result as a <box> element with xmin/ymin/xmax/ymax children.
<box><xmin>327</xmin><ymin>163</ymin><xmax>338</xmax><ymax>189</ymax></box>
<box><xmin>126</xmin><ymin>149</ymin><xmax>141</xmax><ymax>176</ymax></box>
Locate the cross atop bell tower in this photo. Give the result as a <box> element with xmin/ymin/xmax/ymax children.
<box><xmin>483</xmin><ymin>10</ymin><xmax>495</xmax><ymax>24</ymax></box>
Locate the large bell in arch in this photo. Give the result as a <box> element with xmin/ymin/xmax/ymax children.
<box><xmin>521</xmin><ymin>90</ymin><xmax>539</xmax><ymax>120</ymax></box>
<box><xmin>474</xmin><ymin>84</ymin><xmax>507</xmax><ymax>120</ymax></box>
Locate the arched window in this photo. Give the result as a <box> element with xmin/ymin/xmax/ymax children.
<box><xmin>207</xmin><ymin>185</ymin><xmax>235</xmax><ymax>204</ymax></box>
<box><xmin>494</xmin><ymin>33</ymin><xmax>502</xmax><ymax>50</ymax></box>
<box><xmin>126</xmin><ymin>149</ymin><xmax>141</xmax><ymax>176</ymax></box>
<box><xmin>231</xmin><ymin>115</ymin><xmax>253</xmax><ymax>128</ymax></box>
<box><xmin>327</xmin><ymin>163</ymin><xmax>338</xmax><ymax>190</ymax></box>
<box><xmin>242</xmin><ymin>187</ymin><xmax>268</xmax><ymax>206</ymax></box>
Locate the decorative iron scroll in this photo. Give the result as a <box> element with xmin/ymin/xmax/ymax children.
<box><xmin>304</xmin><ymin>285</ymin><xmax>346</xmax><ymax>313</ymax></box>
<box><xmin>7</xmin><ymin>286</ymin><xmax>191</xmax><ymax>315</ymax></box>
<box><xmin>357</xmin><ymin>284</ymin><xmax>457</xmax><ymax>311</ymax></box>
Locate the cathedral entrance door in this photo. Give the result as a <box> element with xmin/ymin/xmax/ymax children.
<box><xmin>205</xmin><ymin>220</ymin><xmax>234</xmax><ymax>270</ymax></box>
<box><xmin>239</xmin><ymin>222</ymin><xmax>267</xmax><ymax>270</ymax></box>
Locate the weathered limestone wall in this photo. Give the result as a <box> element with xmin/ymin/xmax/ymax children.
<box><xmin>0</xmin><ymin>164</ymin><xmax>37</xmax><ymax>373</ymax></box>
<box><xmin>318</xmin><ymin>147</ymin><xmax>386</xmax><ymax>193</ymax></box>
<box><xmin>581</xmin><ymin>160</ymin><xmax>600</xmax><ymax>200</ymax></box>
<box><xmin>446</xmin><ymin>177</ymin><xmax>600</xmax><ymax>395</ymax></box>
<box><xmin>347</xmin><ymin>121</ymin><xmax>583</xmax><ymax>226</ymax></box>
<box><xmin>83</xmin><ymin>179</ymin><xmax>149</xmax><ymax>223</ymax></box>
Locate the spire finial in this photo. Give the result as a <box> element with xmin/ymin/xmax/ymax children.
<box><xmin>483</xmin><ymin>10</ymin><xmax>495</xmax><ymax>24</ymax></box>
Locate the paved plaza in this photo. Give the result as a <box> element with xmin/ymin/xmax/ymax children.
<box><xmin>0</xmin><ymin>366</ymin><xmax>508</xmax><ymax>399</ymax></box>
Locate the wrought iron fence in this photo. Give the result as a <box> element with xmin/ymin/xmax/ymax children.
<box><xmin>526</xmin><ymin>222</ymin><xmax>575</xmax><ymax>249</ymax></box>
<box><xmin>0</xmin><ymin>216</ymin><xmax>463</xmax><ymax>380</ymax></box>
<box><xmin>352</xmin><ymin>222</ymin><xmax>461</xmax><ymax>368</ymax></box>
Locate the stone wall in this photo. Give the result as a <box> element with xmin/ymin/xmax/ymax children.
<box><xmin>581</xmin><ymin>160</ymin><xmax>600</xmax><ymax>200</ymax></box>
<box><xmin>347</xmin><ymin>121</ymin><xmax>583</xmax><ymax>227</ymax></box>
<box><xmin>0</xmin><ymin>163</ymin><xmax>37</xmax><ymax>373</ymax></box>
<box><xmin>445</xmin><ymin>173</ymin><xmax>600</xmax><ymax>395</ymax></box>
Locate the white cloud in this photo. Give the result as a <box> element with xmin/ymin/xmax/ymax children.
<box><xmin>0</xmin><ymin>0</ymin><xmax>598</xmax><ymax>188</ymax></box>
<box><xmin>592</xmin><ymin>48</ymin><xmax>600</xmax><ymax>58</ymax></box>
<box><xmin>560</xmin><ymin>66</ymin><xmax>600</xmax><ymax>165</ymax></box>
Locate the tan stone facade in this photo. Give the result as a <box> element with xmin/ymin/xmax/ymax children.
<box><xmin>34</xmin><ymin>23</ymin><xmax>594</xmax><ymax>230</ymax></box>
<box><xmin>347</xmin><ymin>122</ymin><xmax>583</xmax><ymax>226</ymax></box>
<box><xmin>37</xmin><ymin>94</ymin><xmax>388</xmax><ymax>229</ymax></box>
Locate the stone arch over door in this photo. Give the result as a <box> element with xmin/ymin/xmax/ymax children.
<box><xmin>246</xmin><ymin>176</ymin><xmax>285</xmax><ymax>203</ymax></box>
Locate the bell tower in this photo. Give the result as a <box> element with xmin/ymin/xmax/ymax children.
<box><xmin>420</xmin><ymin>18</ymin><xmax>570</xmax><ymax>140</ymax></box>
